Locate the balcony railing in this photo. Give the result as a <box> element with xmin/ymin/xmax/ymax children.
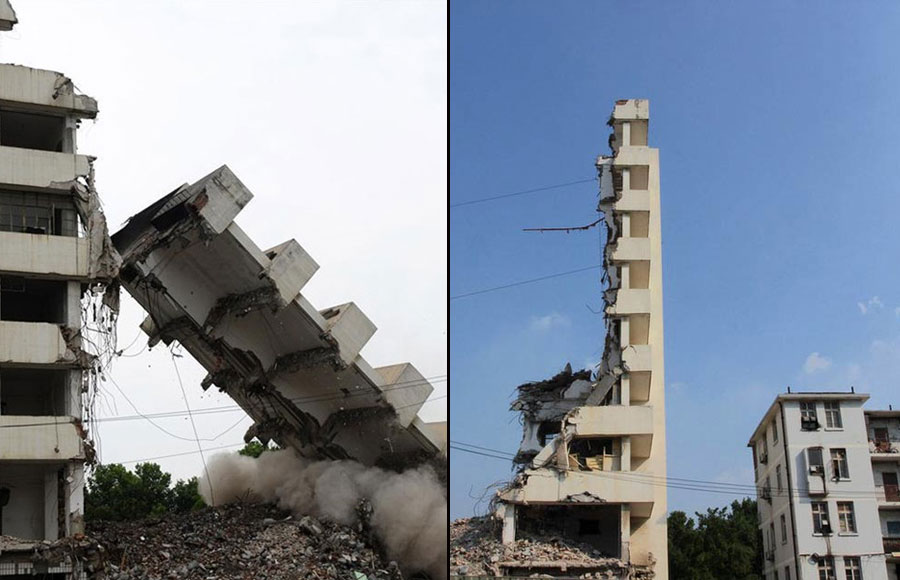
<box><xmin>876</xmin><ymin>486</ymin><xmax>900</xmax><ymax>503</ymax></box>
<box><xmin>884</xmin><ymin>537</ymin><xmax>900</xmax><ymax>553</ymax></box>
<box><xmin>870</xmin><ymin>439</ymin><xmax>900</xmax><ymax>454</ymax></box>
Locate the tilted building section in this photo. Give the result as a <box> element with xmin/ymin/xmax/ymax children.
<box><xmin>496</xmin><ymin>99</ymin><xmax>668</xmax><ymax>579</ymax></box>
<box><xmin>111</xmin><ymin>166</ymin><xmax>443</xmax><ymax>471</ymax></box>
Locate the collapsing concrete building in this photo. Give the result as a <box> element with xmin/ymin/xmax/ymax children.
<box><xmin>496</xmin><ymin>99</ymin><xmax>668</xmax><ymax>579</ymax></box>
<box><xmin>111</xmin><ymin>165</ymin><xmax>444</xmax><ymax>471</ymax></box>
<box><xmin>0</xmin><ymin>3</ymin><xmax>122</xmax><ymax>575</ymax></box>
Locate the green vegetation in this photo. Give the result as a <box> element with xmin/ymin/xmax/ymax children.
<box><xmin>668</xmin><ymin>498</ymin><xmax>762</xmax><ymax>580</ymax></box>
<box><xmin>84</xmin><ymin>462</ymin><xmax>204</xmax><ymax>522</ymax></box>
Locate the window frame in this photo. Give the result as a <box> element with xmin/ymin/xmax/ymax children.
<box><xmin>780</xmin><ymin>513</ymin><xmax>788</xmax><ymax>543</ymax></box>
<box><xmin>843</xmin><ymin>556</ymin><xmax>861</xmax><ymax>580</ymax></box>
<box><xmin>817</xmin><ymin>556</ymin><xmax>835</xmax><ymax>580</ymax></box>
<box><xmin>824</xmin><ymin>401</ymin><xmax>843</xmax><ymax>429</ymax></box>
<box><xmin>831</xmin><ymin>448</ymin><xmax>850</xmax><ymax>480</ymax></box>
<box><xmin>811</xmin><ymin>501</ymin><xmax>831</xmax><ymax>535</ymax></box>
<box><xmin>837</xmin><ymin>502</ymin><xmax>856</xmax><ymax>534</ymax></box>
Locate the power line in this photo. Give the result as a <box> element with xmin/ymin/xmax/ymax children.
<box><xmin>171</xmin><ymin>350</ymin><xmax>214</xmax><ymax>504</ymax></box>
<box><xmin>451</xmin><ymin>178</ymin><xmax>595</xmax><ymax>209</ymax></box>
<box><xmin>450</xmin><ymin>440</ymin><xmax>897</xmax><ymax>500</ymax></box>
<box><xmin>0</xmin><ymin>375</ymin><xmax>447</xmax><ymax>430</ymax></box>
<box><xmin>450</xmin><ymin>265</ymin><xmax>601</xmax><ymax>301</ymax></box>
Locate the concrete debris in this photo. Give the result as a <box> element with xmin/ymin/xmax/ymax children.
<box><xmin>1</xmin><ymin>503</ymin><xmax>408</xmax><ymax>579</ymax></box>
<box><xmin>450</xmin><ymin>517</ymin><xmax>652</xmax><ymax>579</ymax></box>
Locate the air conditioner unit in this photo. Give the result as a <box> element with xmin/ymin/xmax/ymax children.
<box><xmin>759</xmin><ymin>452</ymin><xmax>768</xmax><ymax>464</ymax></box>
<box><xmin>809</xmin><ymin>465</ymin><xmax>824</xmax><ymax>475</ymax></box>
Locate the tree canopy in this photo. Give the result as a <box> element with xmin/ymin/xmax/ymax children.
<box><xmin>85</xmin><ymin>462</ymin><xmax>204</xmax><ymax>522</ymax></box>
<box><xmin>668</xmin><ymin>497</ymin><xmax>762</xmax><ymax>580</ymax></box>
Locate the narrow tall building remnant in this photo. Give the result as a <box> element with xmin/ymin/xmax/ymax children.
<box><xmin>0</xmin><ymin>36</ymin><xmax>120</xmax><ymax>576</ymax></box>
<box><xmin>111</xmin><ymin>166</ymin><xmax>444</xmax><ymax>471</ymax></box>
<box><xmin>496</xmin><ymin>99</ymin><xmax>668</xmax><ymax>579</ymax></box>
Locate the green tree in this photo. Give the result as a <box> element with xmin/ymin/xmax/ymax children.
<box><xmin>238</xmin><ymin>439</ymin><xmax>280</xmax><ymax>458</ymax></box>
<box><xmin>668</xmin><ymin>498</ymin><xmax>762</xmax><ymax>580</ymax></box>
<box><xmin>85</xmin><ymin>463</ymin><xmax>205</xmax><ymax>522</ymax></box>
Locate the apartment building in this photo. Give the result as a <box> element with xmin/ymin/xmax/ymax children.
<box><xmin>495</xmin><ymin>99</ymin><xmax>668</xmax><ymax>579</ymax></box>
<box><xmin>0</xmin><ymin>7</ymin><xmax>120</xmax><ymax>575</ymax></box>
<box><xmin>864</xmin><ymin>409</ymin><xmax>900</xmax><ymax>579</ymax></box>
<box><xmin>749</xmin><ymin>392</ymin><xmax>890</xmax><ymax>580</ymax></box>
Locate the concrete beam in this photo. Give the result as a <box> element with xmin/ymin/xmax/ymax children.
<box><xmin>0</xmin><ymin>232</ymin><xmax>90</xmax><ymax>279</ymax></box>
<box><xmin>0</xmin><ymin>146</ymin><xmax>90</xmax><ymax>190</ymax></box>
<box><xmin>0</xmin><ymin>321</ymin><xmax>73</xmax><ymax>365</ymax></box>
<box><xmin>0</xmin><ymin>416</ymin><xmax>83</xmax><ymax>460</ymax></box>
<box><xmin>0</xmin><ymin>64</ymin><xmax>96</xmax><ymax>117</ymax></box>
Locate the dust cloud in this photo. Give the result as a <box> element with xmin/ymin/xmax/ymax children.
<box><xmin>199</xmin><ymin>450</ymin><xmax>447</xmax><ymax>580</ymax></box>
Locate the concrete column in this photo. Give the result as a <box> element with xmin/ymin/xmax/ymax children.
<box><xmin>621</xmin><ymin>213</ymin><xmax>631</xmax><ymax>238</ymax></box>
<box><xmin>501</xmin><ymin>503</ymin><xmax>516</xmax><ymax>545</ymax></box>
<box><xmin>621</xmin><ymin>436</ymin><xmax>631</xmax><ymax>471</ymax></box>
<box><xmin>43</xmin><ymin>470</ymin><xmax>57</xmax><ymax>541</ymax></box>
<box><xmin>622</xmin><ymin>123</ymin><xmax>632</xmax><ymax>151</ymax></box>
<box><xmin>620</xmin><ymin>263</ymin><xmax>630</xmax><ymax>289</ymax></box>
<box><xmin>66</xmin><ymin>463</ymin><xmax>85</xmax><ymax>535</ymax></box>
<box><xmin>620</xmin><ymin>317</ymin><xmax>630</xmax><ymax>348</ymax></box>
<box><xmin>62</xmin><ymin>117</ymin><xmax>78</xmax><ymax>154</ymax></box>
<box><xmin>66</xmin><ymin>370</ymin><xmax>82</xmax><ymax>418</ymax></box>
<box><xmin>621</xmin><ymin>504</ymin><xmax>632</xmax><ymax>562</ymax></box>
<box><xmin>621</xmin><ymin>374</ymin><xmax>631</xmax><ymax>407</ymax></box>
<box><xmin>65</xmin><ymin>282</ymin><xmax>81</xmax><ymax>328</ymax></box>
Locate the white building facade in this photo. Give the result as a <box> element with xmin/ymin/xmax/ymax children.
<box><xmin>749</xmin><ymin>392</ymin><xmax>891</xmax><ymax>580</ymax></box>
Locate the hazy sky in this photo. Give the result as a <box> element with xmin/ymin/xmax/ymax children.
<box><xmin>451</xmin><ymin>2</ymin><xmax>900</xmax><ymax>520</ymax></box>
<box><xmin>1</xmin><ymin>1</ymin><xmax>446</xmax><ymax>482</ymax></box>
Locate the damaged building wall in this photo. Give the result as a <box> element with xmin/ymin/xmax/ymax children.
<box><xmin>0</xmin><ymin>48</ymin><xmax>119</xmax><ymax>553</ymax></box>
<box><xmin>496</xmin><ymin>99</ymin><xmax>668</xmax><ymax>579</ymax></box>
<box><xmin>110</xmin><ymin>165</ymin><xmax>444</xmax><ymax>473</ymax></box>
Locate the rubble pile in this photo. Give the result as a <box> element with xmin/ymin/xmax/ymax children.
<box><xmin>9</xmin><ymin>503</ymin><xmax>406</xmax><ymax>580</ymax></box>
<box><xmin>87</xmin><ymin>502</ymin><xmax>403</xmax><ymax>580</ymax></box>
<box><xmin>450</xmin><ymin>517</ymin><xmax>652</xmax><ymax>579</ymax></box>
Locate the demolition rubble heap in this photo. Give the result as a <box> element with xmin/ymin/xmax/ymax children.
<box><xmin>1</xmin><ymin>502</ymin><xmax>406</xmax><ymax>580</ymax></box>
<box><xmin>110</xmin><ymin>165</ymin><xmax>444</xmax><ymax>471</ymax></box>
<box><xmin>450</xmin><ymin>517</ymin><xmax>653</xmax><ymax>579</ymax></box>
<box><xmin>478</xmin><ymin>100</ymin><xmax>668</xmax><ymax>578</ymax></box>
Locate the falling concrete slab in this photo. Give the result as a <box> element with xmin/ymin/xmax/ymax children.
<box><xmin>112</xmin><ymin>165</ymin><xmax>442</xmax><ymax>469</ymax></box>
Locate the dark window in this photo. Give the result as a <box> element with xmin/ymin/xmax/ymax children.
<box><xmin>0</xmin><ymin>110</ymin><xmax>66</xmax><ymax>151</ymax></box>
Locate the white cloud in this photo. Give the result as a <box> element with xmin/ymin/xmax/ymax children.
<box><xmin>803</xmin><ymin>352</ymin><xmax>832</xmax><ymax>374</ymax></box>
<box><xmin>529</xmin><ymin>312</ymin><xmax>570</xmax><ymax>332</ymax></box>
<box><xmin>858</xmin><ymin>296</ymin><xmax>884</xmax><ymax>315</ymax></box>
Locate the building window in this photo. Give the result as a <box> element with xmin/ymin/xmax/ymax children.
<box><xmin>831</xmin><ymin>449</ymin><xmax>849</xmax><ymax>480</ymax></box>
<box><xmin>785</xmin><ymin>565</ymin><xmax>791</xmax><ymax>580</ymax></box>
<box><xmin>811</xmin><ymin>501</ymin><xmax>831</xmax><ymax>534</ymax></box>
<box><xmin>774</xmin><ymin>570</ymin><xmax>779</xmax><ymax>580</ymax></box>
<box><xmin>776</xmin><ymin>464</ymin><xmax>783</xmax><ymax>492</ymax></box>
<box><xmin>817</xmin><ymin>556</ymin><xmax>835</xmax><ymax>580</ymax></box>
<box><xmin>0</xmin><ymin>190</ymin><xmax>80</xmax><ymax>237</ymax></box>
<box><xmin>773</xmin><ymin>419</ymin><xmax>779</xmax><ymax>442</ymax></box>
<box><xmin>780</xmin><ymin>513</ymin><xmax>788</xmax><ymax>543</ymax></box>
<box><xmin>843</xmin><ymin>556</ymin><xmax>861</xmax><ymax>580</ymax></box>
<box><xmin>824</xmin><ymin>402</ymin><xmax>842</xmax><ymax>429</ymax></box>
<box><xmin>837</xmin><ymin>502</ymin><xmax>856</xmax><ymax>533</ymax></box>
<box><xmin>808</xmin><ymin>447</ymin><xmax>825</xmax><ymax>475</ymax></box>
<box><xmin>769</xmin><ymin>522</ymin><xmax>776</xmax><ymax>551</ymax></box>
<box><xmin>887</xmin><ymin>521</ymin><xmax>900</xmax><ymax>537</ymax></box>
<box><xmin>759</xmin><ymin>438</ymin><xmax>769</xmax><ymax>464</ymax></box>
<box><xmin>761</xmin><ymin>475</ymin><xmax>772</xmax><ymax>501</ymax></box>
<box><xmin>801</xmin><ymin>402</ymin><xmax>819</xmax><ymax>430</ymax></box>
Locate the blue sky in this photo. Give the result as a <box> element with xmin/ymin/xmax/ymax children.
<box><xmin>450</xmin><ymin>2</ymin><xmax>900</xmax><ymax>520</ymax></box>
